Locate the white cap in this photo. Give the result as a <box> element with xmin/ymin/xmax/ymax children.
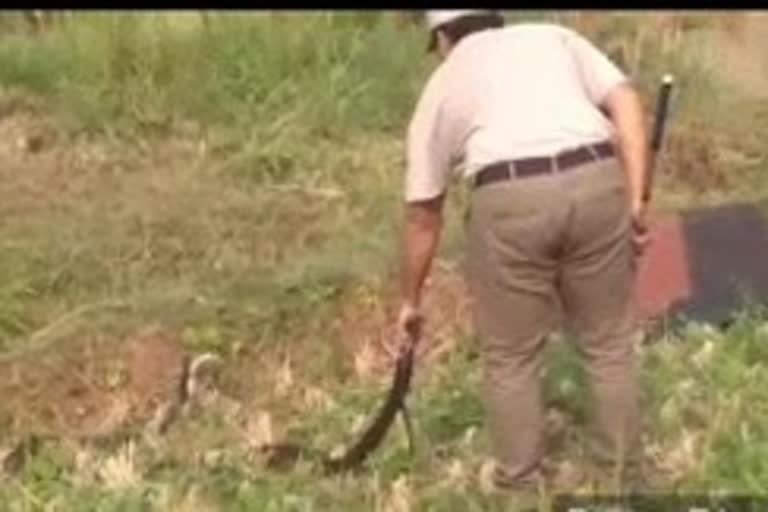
<box><xmin>425</xmin><ymin>10</ymin><xmax>500</xmax><ymax>32</ymax></box>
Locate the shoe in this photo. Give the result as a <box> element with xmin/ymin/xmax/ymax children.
<box><xmin>491</xmin><ymin>465</ymin><xmax>547</xmax><ymax>511</ymax></box>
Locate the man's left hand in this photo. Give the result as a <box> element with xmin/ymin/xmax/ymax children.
<box><xmin>631</xmin><ymin>200</ymin><xmax>651</xmax><ymax>255</ymax></box>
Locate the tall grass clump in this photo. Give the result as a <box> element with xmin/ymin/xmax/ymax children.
<box><xmin>0</xmin><ymin>12</ymin><xmax>430</xmax><ymax>181</ymax></box>
<box><xmin>642</xmin><ymin>311</ymin><xmax>768</xmax><ymax>491</ymax></box>
<box><xmin>2</xmin><ymin>11</ymin><xmax>763</xmax><ymax>198</ymax></box>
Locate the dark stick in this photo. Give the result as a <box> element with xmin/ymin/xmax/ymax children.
<box><xmin>643</xmin><ymin>74</ymin><xmax>675</xmax><ymax>203</ymax></box>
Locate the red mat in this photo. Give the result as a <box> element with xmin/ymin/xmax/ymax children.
<box><xmin>633</xmin><ymin>202</ymin><xmax>768</xmax><ymax>326</ymax></box>
<box><xmin>633</xmin><ymin>214</ymin><xmax>692</xmax><ymax>322</ymax></box>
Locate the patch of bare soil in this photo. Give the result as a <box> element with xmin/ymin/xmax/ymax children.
<box><xmin>125</xmin><ymin>326</ymin><xmax>189</xmax><ymax>425</ymax></box>
<box><xmin>0</xmin><ymin>326</ymin><xmax>189</xmax><ymax>441</ymax></box>
<box><xmin>0</xmin><ymin>337</ymin><xmax>120</xmax><ymax>440</ymax></box>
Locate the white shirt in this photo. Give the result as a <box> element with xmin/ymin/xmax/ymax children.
<box><xmin>405</xmin><ymin>23</ymin><xmax>629</xmax><ymax>202</ymax></box>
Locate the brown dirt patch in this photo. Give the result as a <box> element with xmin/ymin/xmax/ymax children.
<box><xmin>124</xmin><ymin>325</ymin><xmax>189</xmax><ymax>423</ymax></box>
<box><xmin>0</xmin><ymin>325</ymin><xmax>189</xmax><ymax>440</ymax></box>
<box><xmin>0</xmin><ymin>335</ymin><xmax>125</xmax><ymax>439</ymax></box>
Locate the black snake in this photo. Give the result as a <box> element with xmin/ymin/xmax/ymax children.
<box><xmin>258</xmin><ymin>332</ymin><xmax>419</xmax><ymax>475</ymax></box>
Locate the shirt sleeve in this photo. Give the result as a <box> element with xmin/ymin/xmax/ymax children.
<box><xmin>564</xmin><ymin>28</ymin><xmax>629</xmax><ymax>106</ymax></box>
<box><xmin>404</xmin><ymin>69</ymin><xmax>454</xmax><ymax>203</ymax></box>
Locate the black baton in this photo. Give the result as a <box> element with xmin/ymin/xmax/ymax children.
<box><xmin>643</xmin><ymin>74</ymin><xmax>675</xmax><ymax>203</ymax></box>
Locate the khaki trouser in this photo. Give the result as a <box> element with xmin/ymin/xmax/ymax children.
<box><xmin>465</xmin><ymin>156</ymin><xmax>642</xmax><ymax>490</ymax></box>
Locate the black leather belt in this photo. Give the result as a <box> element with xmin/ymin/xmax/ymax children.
<box><xmin>473</xmin><ymin>141</ymin><xmax>616</xmax><ymax>189</ymax></box>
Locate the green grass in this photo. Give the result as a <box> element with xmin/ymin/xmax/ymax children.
<box><xmin>0</xmin><ymin>10</ymin><xmax>767</xmax><ymax>511</ymax></box>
